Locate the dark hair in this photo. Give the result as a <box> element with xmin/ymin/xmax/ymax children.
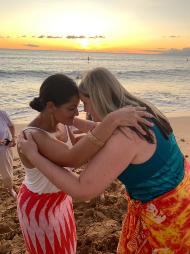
<box><xmin>30</xmin><ymin>74</ymin><xmax>79</xmax><ymax>112</ymax></box>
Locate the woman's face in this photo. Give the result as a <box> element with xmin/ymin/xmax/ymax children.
<box><xmin>52</xmin><ymin>95</ymin><xmax>79</xmax><ymax>125</ymax></box>
<box><xmin>80</xmin><ymin>93</ymin><xmax>100</xmax><ymax>121</ymax></box>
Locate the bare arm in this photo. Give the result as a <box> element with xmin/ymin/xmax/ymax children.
<box><xmin>8</xmin><ymin>123</ymin><xmax>16</xmax><ymax>147</ymax></box>
<box><xmin>20</xmin><ymin>106</ymin><xmax>153</xmax><ymax>168</ymax></box>
<box><xmin>21</xmin><ymin>129</ymin><xmax>138</xmax><ymax>200</ymax></box>
<box><xmin>73</xmin><ymin>117</ymin><xmax>97</xmax><ymax>133</ymax></box>
<box><xmin>25</xmin><ymin>113</ymin><xmax>121</xmax><ymax>168</ymax></box>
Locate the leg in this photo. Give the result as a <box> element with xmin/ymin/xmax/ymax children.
<box><xmin>0</xmin><ymin>148</ymin><xmax>16</xmax><ymax>198</ymax></box>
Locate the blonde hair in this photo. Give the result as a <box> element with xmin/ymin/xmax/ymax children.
<box><xmin>79</xmin><ymin>67</ymin><xmax>172</xmax><ymax>141</ymax></box>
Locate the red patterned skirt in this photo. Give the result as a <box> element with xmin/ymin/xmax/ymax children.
<box><xmin>17</xmin><ymin>184</ymin><xmax>77</xmax><ymax>254</ymax></box>
<box><xmin>117</xmin><ymin>160</ymin><xmax>190</xmax><ymax>254</ymax></box>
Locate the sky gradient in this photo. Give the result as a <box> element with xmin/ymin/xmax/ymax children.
<box><xmin>1</xmin><ymin>0</ymin><xmax>190</xmax><ymax>54</ymax></box>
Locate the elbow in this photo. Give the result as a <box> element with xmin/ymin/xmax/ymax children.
<box><xmin>55</xmin><ymin>175</ymin><xmax>100</xmax><ymax>201</ymax></box>
<box><xmin>58</xmin><ymin>189</ymin><xmax>91</xmax><ymax>201</ymax></box>
<box><xmin>73</xmin><ymin>192</ymin><xmax>96</xmax><ymax>201</ymax></box>
<box><xmin>78</xmin><ymin>192</ymin><xmax>97</xmax><ymax>201</ymax></box>
<box><xmin>73</xmin><ymin>188</ymin><xmax>101</xmax><ymax>201</ymax></box>
<box><xmin>75</xmin><ymin>185</ymin><xmax>104</xmax><ymax>201</ymax></box>
<box><xmin>72</xmin><ymin>160</ymin><xmax>85</xmax><ymax>168</ymax></box>
<box><xmin>73</xmin><ymin>179</ymin><xmax>103</xmax><ymax>201</ymax></box>
<box><xmin>61</xmin><ymin>186</ymin><xmax>97</xmax><ymax>201</ymax></box>
<box><xmin>65</xmin><ymin>158</ymin><xmax>86</xmax><ymax>168</ymax></box>
<box><xmin>56</xmin><ymin>159</ymin><xmax>81</xmax><ymax>168</ymax></box>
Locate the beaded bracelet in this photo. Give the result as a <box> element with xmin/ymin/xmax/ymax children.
<box><xmin>87</xmin><ymin>131</ymin><xmax>105</xmax><ymax>148</ymax></box>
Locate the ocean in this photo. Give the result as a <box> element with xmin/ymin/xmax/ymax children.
<box><xmin>0</xmin><ymin>49</ymin><xmax>190</xmax><ymax>123</ymax></box>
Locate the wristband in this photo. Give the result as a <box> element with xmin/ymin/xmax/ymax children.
<box><xmin>87</xmin><ymin>131</ymin><xmax>105</xmax><ymax>148</ymax></box>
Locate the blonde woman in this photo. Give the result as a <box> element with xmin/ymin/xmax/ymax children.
<box><xmin>17</xmin><ymin>67</ymin><xmax>189</xmax><ymax>253</ymax></box>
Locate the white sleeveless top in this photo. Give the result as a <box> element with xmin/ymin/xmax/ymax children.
<box><xmin>23</xmin><ymin>126</ymin><xmax>73</xmax><ymax>194</ymax></box>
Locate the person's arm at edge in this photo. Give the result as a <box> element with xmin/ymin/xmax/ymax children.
<box><xmin>8</xmin><ymin>122</ymin><xmax>16</xmax><ymax>147</ymax></box>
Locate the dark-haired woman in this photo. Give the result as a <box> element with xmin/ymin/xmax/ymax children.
<box><xmin>19</xmin><ymin>68</ymin><xmax>190</xmax><ymax>253</ymax></box>
<box><xmin>17</xmin><ymin>73</ymin><xmax>153</xmax><ymax>254</ymax></box>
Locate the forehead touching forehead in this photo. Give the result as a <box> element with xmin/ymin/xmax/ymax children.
<box><xmin>79</xmin><ymin>93</ymin><xmax>89</xmax><ymax>102</ymax></box>
<box><xmin>65</xmin><ymin>95</ymin><xmax>79</xmax><ymax>106</ymax></box>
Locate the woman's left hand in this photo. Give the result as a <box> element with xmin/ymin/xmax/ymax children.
<box><xmin>111</xmin><ymin>106</ymin><xmax>154</xmax><ymax>135</ymax></box>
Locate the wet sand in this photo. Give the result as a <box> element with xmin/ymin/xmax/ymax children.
<box><xmin>0</xmin><ymin>114</ymin><xmax>189</xmax><ymax>253</ymax></box>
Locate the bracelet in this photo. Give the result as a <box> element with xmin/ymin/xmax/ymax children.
<box><xmin>87</xmin><ymin>131</ymin><xmax>105</xmax><ymax>148</ymax></box>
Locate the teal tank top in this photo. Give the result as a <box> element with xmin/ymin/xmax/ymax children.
<box><xmin>118</xmin><ymin>125</ymin><xmax>184</xmax><ymax>203</ymax></box>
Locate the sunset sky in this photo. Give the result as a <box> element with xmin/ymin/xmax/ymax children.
<box><xmin>1</xmin><ymin>0</ymin><xmax>190</xmax><ymax>54</ymax></box>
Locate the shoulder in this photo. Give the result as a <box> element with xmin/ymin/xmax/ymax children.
<box><xmin>99</xmin><ymin>127</ymin><xmax>139</xmax><ymax>158</ymax></box>
<box><xmin>0</xmin><ymin>110</ymin><xmax>9</xmax><ymax>119</ymax></box>
<box><xmin>108</xmin><ymin>127</ymin><xmax>141</xmax><ymax>146</ymax></box>
<box><xmin>23</xmin><ymin>127</ymin><xmax>53</xmax><ymax>142</ymax></box>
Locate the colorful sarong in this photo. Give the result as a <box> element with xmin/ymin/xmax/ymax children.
<box><xmin>117</xmin><ymin>160</ymin><xmax>190</xmax><ymax>254</ymax></box>
<box><xmin>17</xmin><ymin>184</ymin><xmax>77</xmax><ymax>254</ymax></box>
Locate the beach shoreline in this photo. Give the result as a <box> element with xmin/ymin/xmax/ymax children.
<box><xmin>0</xmin><ymin>113</ymin><xmax>189</xmax><ymax>253</ymax></box>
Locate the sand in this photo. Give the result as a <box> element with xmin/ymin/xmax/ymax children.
<box><xmin>0</xmin><ymin>114</ymin><xmax>189</xmax><ymax>254</ymax></box>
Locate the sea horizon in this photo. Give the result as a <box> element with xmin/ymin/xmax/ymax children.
<box><xmin>0</xmin><ymin>49</ymin><xmax>190</xmax><ymax>123</ymax></box>
<box><xmin>1</xmin><ymin>47</ymin><xmax>190</xmax><ymax>56</ymax></box>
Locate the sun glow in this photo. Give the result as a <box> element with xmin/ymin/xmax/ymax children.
<box><xmin>80</xmin><ymin>39</ymin><xmax>90</xmax><ymax>49</ymax></box>
<box><xmin>1</xmin><ymin>1</ymin><xmax>190</xmax><ymax>53</ymax></box>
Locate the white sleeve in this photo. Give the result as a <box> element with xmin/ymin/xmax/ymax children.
<box><xmin>0</xmin><ymin>111</ymin><xmax>13</xmax><ymax>127</ymax></box>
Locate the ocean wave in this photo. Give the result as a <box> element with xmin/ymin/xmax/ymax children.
<box><xmin>1</xmin><ymin>50</ymin><xmax>190</xmax><ymax>121</ymax></box>
<box><xmin>116</xmin><ymin>68</ymin><xmax>190</xmax><ymax>79</ymax></box>
<box><xmin>1</xmin><ymin>68</ymin><xmax>189</xmax><ymax>81</ymax></box>
<box><xmin>0</xmin><ymin>70</ymin><xmax>82</xmax><ymax>79</ymax></box>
